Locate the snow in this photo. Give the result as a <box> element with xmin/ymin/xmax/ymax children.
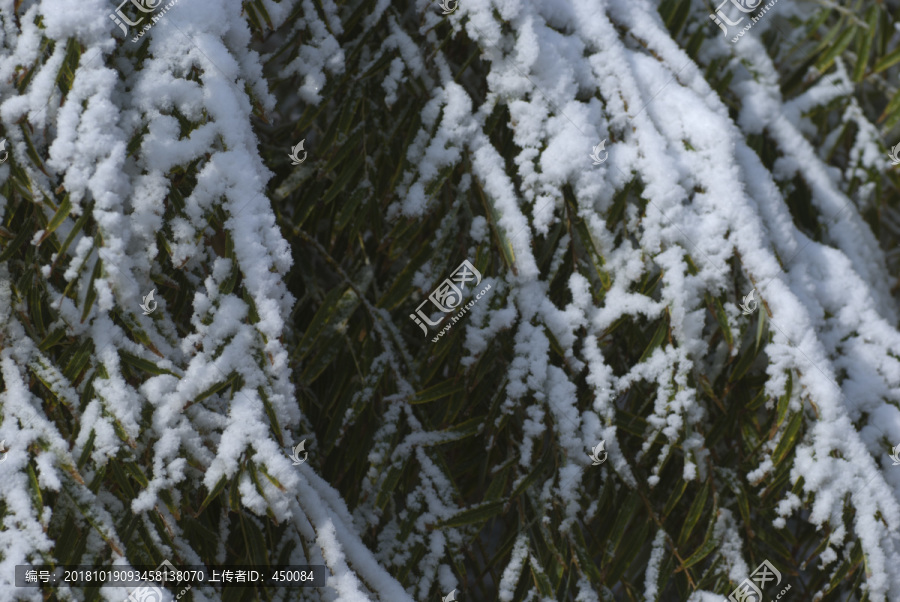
<box><xmin>498</xmin><ymin>534</ymin><xmax>529</xmax><ymax>602</ymax></box>
<box><xmin>1</xmin><ymin>0</ymin><xmax>900</xmax><ymax>599</ymax></box>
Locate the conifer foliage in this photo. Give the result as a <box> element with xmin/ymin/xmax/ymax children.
<box><xmin>1</xmin><ymin>0</ymin><xmax>900</xmax><ymax>600</ymax></box>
